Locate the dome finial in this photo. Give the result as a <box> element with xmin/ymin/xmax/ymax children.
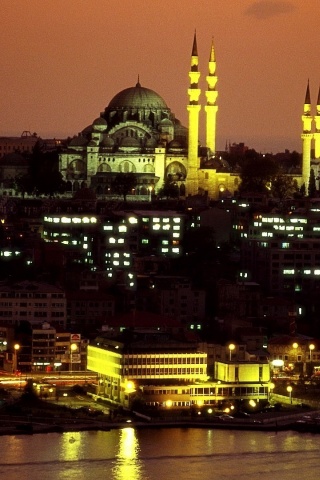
<box><xmin>136</xmin><ymin>74</ymin><xmax>141</xmax><ymax>87</ymax></box>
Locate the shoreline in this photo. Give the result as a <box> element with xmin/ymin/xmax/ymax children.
<box><xmin>0</xmin><ymin>411</ymin><xmax>317</xmax><ymax>437</ymax></box>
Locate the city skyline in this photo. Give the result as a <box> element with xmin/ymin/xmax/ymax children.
<box><xmin>1</xmin><ymin>0</ymin><xmax>319</xmax><ymax>153</ymax></box>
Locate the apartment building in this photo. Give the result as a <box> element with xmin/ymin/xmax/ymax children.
<box><xmin>0</xmin><ymin>281</ymin><xmax>67</xmax><ymax>327</ymax></box>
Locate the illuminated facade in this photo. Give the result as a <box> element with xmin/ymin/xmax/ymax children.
<box><xmin>239</xmin><ymin>207</ymin><xmax>320</xmax><ymax>295</ymax></box>
<box><xmin>42</xmin><ymin>210</ymin><xmax>185</xmax><ymax>283</ymax></box>
<box><xmin>59</xmin><ymin>34</ymin><xmax>239</xmax><ymax>200</ymax></box>
<box><xmin>87</xmin><ymin>332</ymin><xmax>270</xmax><ymax>409</ymax></box>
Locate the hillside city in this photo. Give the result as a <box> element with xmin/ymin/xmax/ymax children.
<box><xmin>1</xmin><ymin>33</ymin><xmax>320</xmax><ymax>415</ymax></box>
<box><xmin>0</xmin><ymin>132</ymin><xmax>320</xmax><ymax>417</ymax></box>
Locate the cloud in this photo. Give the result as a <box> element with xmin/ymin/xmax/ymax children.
<box><xmin>245</xmin><ymin>1</ymin><xmax>295</xmax><ymax>19</ymax></box>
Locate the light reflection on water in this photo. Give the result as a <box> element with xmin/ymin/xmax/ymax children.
<box><xmin>0</xmin><ymin>428</ymin><xmax>320</xmax><ymax>480</ymax></box>
<box><xmin>112</xmin><ymin>427</ymin><xmax>148</xmax><ymax>480</ymax></box>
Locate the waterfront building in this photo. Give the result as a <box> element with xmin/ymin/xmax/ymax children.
<box><xmin>87</xmin><ymin>329</ymin><xmax>270</xmax><ymax>409</ymax></box>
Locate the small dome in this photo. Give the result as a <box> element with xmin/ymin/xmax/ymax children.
<box><xmin>145</xmin><ymin>137</ymin><xmax>157</xmax><ymax>147</ymax></box>
<box><xmin>160</xmin><ymin>118</ymin><xmax>173</xmax><ymax>125</ymax></box>
<box><xmin>168</xmin><ymin>140</ymin><xmax>182</xmax><ymax>150</ymax></box>
<box><xmin>107</xmin><ymin>82</ymin><xmax>168</xmax><ymax>110</ymax></box>
<box><xmin>120</xmin><ymin>136</ymin><xmax>140</xmax><ymax>147</ymax></box>
<box><xmin>69</xmin><ymin>136</ymin><xmax>88</xmax><ymax>147</ymax></box>
<box><xmin>101</xmin><ymin>136</ymin><xmax>115</xmax><ymax>147</ymax></box>
<box><xmin>92</xmin><ymin>117</ymin><xmax>107</xmax><ymax>132</ymax></box>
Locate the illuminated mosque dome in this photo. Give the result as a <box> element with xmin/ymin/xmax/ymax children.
<box><xmin>107</xmin><ymin>81</ymin><xmax>168</xmax><ymax>110</ymax></box>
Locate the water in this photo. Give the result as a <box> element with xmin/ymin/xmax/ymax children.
<box><xmin>0</xmin><ymin>427</ymin><xmax>319</xmax><ymax>480</ymax></box>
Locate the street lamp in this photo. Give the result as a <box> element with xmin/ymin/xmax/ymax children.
<box><xmin>228</xmin><ymin>343</ymin><xmax>235</xmax><ymax>361</ymax></box>
<box><xmin>269</xmin><ymin>382</ymin><xmax>275</xmax><ymax>401</ymax></box>
<box><xmin>309</xmin><ymin>343</ymin><xmax>315</xmax><ymax>362</ymax></box>
<box><xmin>13</xmin><ymin>343</ymin><xmax>20</xmax><ymax>373</ymax></box>
<box><xmin>125</xmin><ymin>380</ymin><xmax>136</xmax><ymax>408</ymax></box>
<box><xmin>287</xmin><ymin>385</ymin><xmax>293</xmax><ymax>404</ymax></box>
<box><xmin>292</xmin><ymin>342</ymin><xmax>299</xmax><ymax>363</ymax></box>
<box><xmin>69</xmin><ymin>343</ymin><xmax>78</xmax><ymax>372</ymax></box>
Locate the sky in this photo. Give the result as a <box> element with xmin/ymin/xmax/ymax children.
<box><xmin>1</xmin><ymin>0</ymin><xmax>319</xmax><ymax>153</ymax></box>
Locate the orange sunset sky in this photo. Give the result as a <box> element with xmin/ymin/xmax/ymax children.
<box><xmin>1</xmin><ymin>0</ymin><xmax>319</xmax><ymax>152</ymax></box>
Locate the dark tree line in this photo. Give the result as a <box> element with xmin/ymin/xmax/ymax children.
<box><xmin>15</xmin><ymin>141</ymin><xmax>67</xmax><ymax>197</ymax></box>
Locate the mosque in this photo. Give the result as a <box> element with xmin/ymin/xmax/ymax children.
<box><xmin>59</xmin><ymin>33</ymin><xmax>240</xmax><ymax>200</ymax></box>
<box><xmin>59</xmin><ymin>34</ymin><xmax>318</xmax><ymax>200</ymax></box>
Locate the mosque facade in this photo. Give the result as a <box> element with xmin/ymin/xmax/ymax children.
<box><xmin>59</xmin><ymin>34</ymin><xmax>240</xmax><ymax>200</ymax></box>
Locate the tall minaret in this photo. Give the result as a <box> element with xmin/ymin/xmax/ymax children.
<box><xmin>314</xmin><ymin>86</ymin><xmax>320</xmax><ymax>159</ymax></box>
<box><xmin>186</xmin><ymin>32</ymin><xmax>201</xmax><ymax>196</ymax></box>
<box><xmin>205</xmin><ymin>38</ymin><xmax>218</xmax><ymax>154</ymax></box>
<box><xmin>301</xmin><ymin>80</ymin><xmax>313</xmax><ymax>191</ymax></box>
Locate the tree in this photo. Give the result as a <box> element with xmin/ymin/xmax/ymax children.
<box><xmin>271</xmin><ymin>174</ymin><xmax>298</xmax><ymax>201</ymax></box>
<box><xmin>112</xmin><ymin>173</ymin><xmax>137</xmax><ymax>201</ymax></box>
<box><xmin>239</xmin><ymin>156</ymin><xmax>279</xmax><ymax>194</ymax></box>
<box><xmin>158</xmin><ymin>177</ymin><xmax>179</xmax><ymax>199</ymax></box>
<box><xmin>308</xmin><ymin>168</ymin><xmax>317</xmax><ymax>198</ymax></box>
<box><xmin>16</xmin><ymin>141</ymin><xmax>66</xmax><ymax>196</ymax></box>
<box><xmin>14</xmin><ymin>172</ymin><xmax>34</xmax><ymax>197</ymax></box>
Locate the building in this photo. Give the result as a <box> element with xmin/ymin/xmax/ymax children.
<box><xmin>0</xmin><ymin>280</ymin><xmax>67</xmax><ymax>327</ymax></box>
<box><xmin>239</xmin><ymin>207</ymin><xmax>320</xmax><ymax>296</ymax></box>
<box><xmin>0</xmin><ymin>132</ymin><xmax>38</xmax><ymax>159</ymax></box>
<box><xmin>42</xmin><ymin>209</ymin><xmax>186</xmax><ymax>284</ymax></box>
<box><xmin>87</xmin><ymin>329</ymin><xmax>270</xmax><ymax>410</ymax></box>
<box><xmin>59</xmin><ymin>34</ymin><xmax>240</xmax><ymax>200</ymax></box>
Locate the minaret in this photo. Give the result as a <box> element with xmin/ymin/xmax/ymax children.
<box><xmin>301</xmin><ymin>80</ymin><xmax>313</xmax><ymax>191</ymax></box>
<box><xmin>186</xmin><ymin>32</ymin><xmax>201</xmax><ymax>196</ymax></box>
<box><xmin>205</xmin><ymin>38</ymin><xmax>218</xmax><ymax>154</ymax></box>
<box><xmin>314</xmin><ymin>86</ymin><xmax>320</xmax><ymax>159</ymax></box>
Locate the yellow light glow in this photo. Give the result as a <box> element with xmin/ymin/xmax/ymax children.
<box><xmin>126</xmin><ymin>381</ymin><xmax>135</xmax><ymax>392</ymax></box>
<box><xmin>166</xmin><ymin>400</ymin><xmax>173</xmax><ymax>408</ymax></box>
<box><xmin>292</xmin><ymin>342</ymin><xmax>298</xmax><ymax>349</ymax></box>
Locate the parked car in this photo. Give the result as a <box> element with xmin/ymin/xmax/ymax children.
<box><xmin>217</xmin><ymin>414</ymin><xmax>234</xmax><ymax>421</ymax></box>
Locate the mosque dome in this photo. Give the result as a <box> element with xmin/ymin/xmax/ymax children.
<box><xmin>101</xmin><ymin>136</ymin><xmax>115</xmax><ymax>147</ymax></box>
<box><xmin>69</xmin><ymin>135</ymin><xmax>88</xmax><ymax>147</ymax></box>
<box><xmin>92</xmin><ymin>117</ymin><xmax>108</xmax><ymax>132</ymax></box>
<box><xmin>107</xmin><ymin>82</ymin><xmax>168</xmax><ymax>110</ymax></box>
